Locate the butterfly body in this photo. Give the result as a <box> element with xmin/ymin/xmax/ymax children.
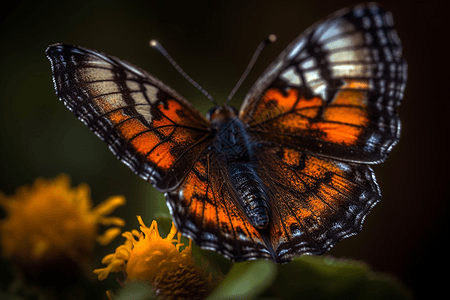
<box><xmin>47</xmin><ymin>3</ymin><xmax>406</xmax><ymax>262</ymax></box>
<box><xmin>208</xmin><ymin>106</ymin><xmax>271</xmax><ymax>229</ymax></box>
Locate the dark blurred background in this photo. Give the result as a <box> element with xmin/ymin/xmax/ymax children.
<box><xmin>1</xmin><ymin>0</ymin><xmax>447</xmax><ymax>298</ymax></box>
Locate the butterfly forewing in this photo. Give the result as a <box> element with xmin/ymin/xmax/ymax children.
<box><xmin>46</xmin><ymin>44</ymin><xmax>212</xmax><ymax>191</ymax></box>
<box><xmin>240</xmin><ymin>3</ymin><xmax>407</xmax><ymax>164</ymax></box>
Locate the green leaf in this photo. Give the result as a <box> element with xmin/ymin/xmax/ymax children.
<box><xmin>153</xmin><ymin>213</ymin><xmax>173</xmax><ymax>236</ymax></box>
<box><xmin>109</xmin><ymin>282</ymin><xmax>156</xmax><ymax>300</ymax></box>
<box><xmin>192</xmin><ymin>245</ymin><xmax>234</xmax><ymax>278</ymax></box>
<box><xmin>268</xmin><ymin>255</ymin><xmax>412</xmax><ymax>300</ymax></box>
<box><xmin>205</xmin><ymin>260</ymin><xmax>278</xmax><ymax>300</ymax></box>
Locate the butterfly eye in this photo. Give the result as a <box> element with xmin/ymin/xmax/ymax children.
<box><xmin>206</xmin><ymin>106</ymin><xmax>221</xmax><ymax>121</ymax></box>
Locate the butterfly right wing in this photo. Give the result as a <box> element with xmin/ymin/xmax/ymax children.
<box><xmin>46</xmin><ymin>44</ymin><xmax>213</xmax><ymax>191</ymax></box>
<box><xmin>240</xmin><ymin>3</ymin><xmax>407</xmax><ymax>164</ymax></box>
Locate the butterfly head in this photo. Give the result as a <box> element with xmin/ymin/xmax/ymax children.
<box><xmin>206</xmin><ymin>105</ymin><xmax>239</xmax><ymax>127</ymax></box>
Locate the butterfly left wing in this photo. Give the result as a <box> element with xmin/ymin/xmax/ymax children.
<box><xmin>166</xmin><ymin>151</ymin><xmax>273</xmax><ymax>261</ymax></box>
<box><xmin>46</xmin><ymin>44</ymin><xmax>212</xmax><ymax>192</ymax></box>
<box><xmin>240</xmin><ymin>3</ymin><xmax>407</xmax><ymax>164</ymax></box>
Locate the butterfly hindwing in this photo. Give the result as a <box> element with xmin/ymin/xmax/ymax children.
<box><xmin>46</xmin><ymin>44</ymin><xmax>212</xmax><ymax>191</ymax></box>
<box><xmin>255</xmin><ymin>143</ymin><xmax>380</xmax><ymax>261</ymax></box>
<box><xmin>166</xmin><ymin>152</ymin><xmax>273</xmax><ymax>261</ymax></box>
<box><xmin>240</xmin><ymin>3</ymin><xmax>407</xmax><ymax>164</ymax></box>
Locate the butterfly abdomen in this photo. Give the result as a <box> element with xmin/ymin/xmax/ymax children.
<box><xmin>228</xmin><ymin>162</ymin><xmax>270</xmax><ymax>229</ymax></box>
<box><xmin>209</xmin><ymin>106</ymin><xmax>270</xmax><ymax>229</ymax></box>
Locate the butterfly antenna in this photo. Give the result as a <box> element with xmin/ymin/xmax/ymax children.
<box><xmin>150</xmin><ymin>40</ymin><xmax>218</xmax><ymax>106</ymax></box>
<box><xmin>226</xmin><ymin>34</ymin><xmax>277</xmax><ymax>103</ymax></box>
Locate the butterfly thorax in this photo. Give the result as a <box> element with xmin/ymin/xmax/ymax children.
<box><xmin>207</xmin><ymin>105</ymin><xmax>270</xmax><ymax>229</ymax></box>
<box><xmin>207</xmin><ymin>105</ymin><xmax>252</xmax><ymax>159</ymax></box>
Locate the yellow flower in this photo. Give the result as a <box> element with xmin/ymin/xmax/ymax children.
<box><xmin>0</xmin><ymin>174</ymin><xmax>126</xmax><ymax>267</ymax></box>
<box><xmin>95</xmin><ymin>216</ymin><xmax>210</xmax><ymax>300</ymax></box>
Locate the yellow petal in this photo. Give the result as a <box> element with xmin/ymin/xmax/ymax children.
<box><xmin>97</xmin><ymin>228</ymin><xmax>122</xmax><ymax>246</ymax></box>
<box><xmin>92</xmin><ymin>196</ymin><xmax>126</xmax><ymax>216</ymax></box>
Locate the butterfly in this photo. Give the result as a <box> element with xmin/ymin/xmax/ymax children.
<box><xmin>46</xmin><ymin>3</ymin><xmax>406</xmax><ymax>263</ymax></box>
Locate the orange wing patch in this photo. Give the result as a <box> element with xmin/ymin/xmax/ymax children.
<box><xmin>267</xmin><ymin>153</ymin><xmax>349</xmax><ymax>220</ymax></box>
<box><xmin>282</xmin><ymin>148</ymin><xmax>303</xmax><ymax>168</ymax></box>
<box><xmin>249</xmin><ymin>88</ymin><xmax>323</xmax><ymax>128</ymax></box>
<box><xmin>100</xmin><ymin>104</ymin><xmax>176</xmax><ymax>171</ymax></box>
<box><xmin>312</xmin><ymin>79</ymin><xmax>369</xmax><ymax>145</ymax></box>
<box><xmin>247</xmin><ymin>84</ymin><xmax>370</xmax><ymax>151</ymax></box>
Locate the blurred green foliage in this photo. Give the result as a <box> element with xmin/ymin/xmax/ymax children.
<box><xmin>203</xmin><ymin>255</ymin><xmax>411</xmax><ymax>300</ymax></box>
